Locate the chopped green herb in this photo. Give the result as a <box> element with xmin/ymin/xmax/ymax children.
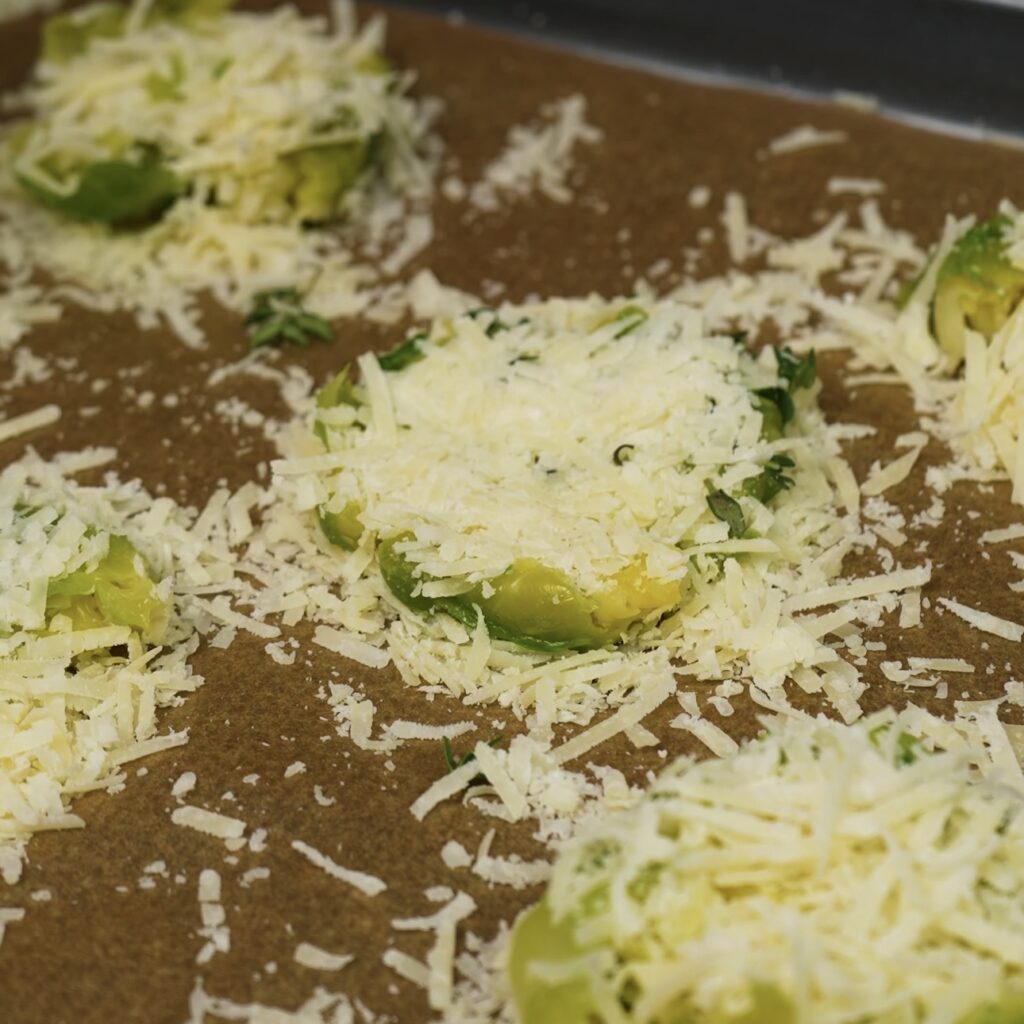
<box><xmin>754</xmin><ymin>386</ymin><xmax>795</xmax><ymax>424</ymax></box>
<box><xmin>752</xmin><ymin>386</ymin><xmax>795</xmax><ymax>441</ymax></box>
<box><xmin>588</xmin><ymin>304</ymin><xmax>649</xmax><ymax>339</ymax></box>
<box><xmin>378</xmin><ymin>333</ymin><xmax>426</xmax><ymax>372</ymax></box>
<box><xmin>245</xmin><ymin>287</ymin><xmax>333</xmax><ymax>349</ymax></box>
<box><xmin>896</xmin><ymin>731</ymin><xmax>921</xmax><ymax>765</ymax></box>
<box><xmin>727</xmin><ymin>329</ymin><xmax>749</xmax><ymax>347</ymax></box>
<box><xmin>467</xmin><ymin>307</ymin><xmax>509</xmax><ymax>337</ymax></box>
<box><xmin>774</xmin><ymin>346</ymin><xmax>817</xmax><ymax>392</ymax></box>
<box><xmin>869</xmin><ymin>723</ymin><xmax>924</xmax><ymax>765</ymax></box>
<box><xmin>868</xmin><ymin>723</ymin><xmax>890</xmax><ymax>746</ymax></box>
<box><xmin>743</xmin><ymin>454</ymin><xmax>795</xmax><ymax>504</ymax></box>
<box><xmin>706</xmin><ymin>489</ymin><xmax>747</xmax><ymax>538</ymax></box>
<box><xmin>442</xmin><ymin>734</ymin><xmax>504</xmax><ymax>785</ymax></box>
<box><xmin>611</xmin><ymin>305</ymin><xmax>648</xmax><ymax>339</ymax></box>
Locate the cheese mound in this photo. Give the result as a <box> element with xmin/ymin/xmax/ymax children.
<box><xmin>509</xmin><ymin>711</ymin><xmax>1024</xmax><ymax>1024</ymax></box>
<box><xmin>925</xmin><ymin>207</ymin><xmax>1024</xmax><ymax>502</ymax></box>
<box><xmin>0</xmin><ymin>449</ymin><xmax>231</xmax><ymax>884</ymax></box>
<box><xmin>269</xmin><ymin>296</ymin><xmax>890</xmax><ymax>722</ymax></box>
<box><xmin>0</xmin><ymin>0</ymin><xmax>438</xmax><ymax>345</ymax></box>
<box><xmin>829</xmin><ymin>201</ymin><xmax>1024</xmax><ymax>502</ymax></box>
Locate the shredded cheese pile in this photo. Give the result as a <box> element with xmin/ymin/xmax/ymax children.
<box><xmin>466</xmin><ymin>94</ymin><xmax>602</xmax><ymax>211</ymax></box>
<box><xmin>0</xmin><ymin>0</ymin><xmax>439</xmax><ymax>346</ymax></box>
<box><xmin>787</xmin><ymin>200</ymin><xmax>1024</xmax><ymax>502</ymax></box>
<box><xmin>905</xmin><ymin>205</ymin><xmax>1024</xmax><ymax>500</ymax></box>
<box><xmin>511</xmin><ymin>710</ymin><xmax>1024</xmax><ymax>1024</ymax></box>
<box><xmin>0</xmin><ymin>447</ymin><xmax>240</xmax><ymax>885</ymax></box>
<box><xmin>266</xmin><ymin>296</ymin><xmax>897</xmax><ymax>724</ymax></box>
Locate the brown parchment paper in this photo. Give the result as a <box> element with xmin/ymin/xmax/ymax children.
<box><xmin>2</xmin><ymin>3</ymin><xmax>1024</xmax><ymax>1022</ymax></box>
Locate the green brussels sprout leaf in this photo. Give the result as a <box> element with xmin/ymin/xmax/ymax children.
<box><xmin>17</xmin><ymin>153</ymin><xmax>183</xmax><ymax>227</ymax></box>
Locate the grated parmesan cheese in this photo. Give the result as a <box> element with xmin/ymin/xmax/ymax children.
<box><xmin>0</xmin><ymin>404</ymin><xmax>60</xmax><ymax>444</ymax></box>
<box><xmin>171</xmin><ymin>805</ymin><xmax>246</xmax><ymax>841</ymax></box>
<box><xmin>195</xmin><ymin>868</ymin><xmax>229</xmax><ymax>965</ymax></box>
<box><xmin>290</xmin><ymin>838</ymin><xmax>387</xmax><ymax>897</ymax></box>
<box><xmin>272</xmin><ymin>294</ymin><xmax>890</xmax><ymax>760</ymax></box>
<box><xmin>826</xmin><ymin>176</ymin><xmax>885</xmax><ymax>196</ymax></box>
<box><xmin>768</xmin><ymin>124</ymin><xmax>848</xmax><ymax>155</ymax></box>
<box><xmin>0</xmin><ymin>448</ymin><xmax>232</xmax><ymax>880</ymax></box>
<box><xmin>982</xmin><ymin>524</ymin><xmax>1024</xmax><ymax>544</ymax></box>
<box><xmin>938</xmin><ymin>597</ymin><xmax>1024</xmax><ymax>643</ymax></box>
<box><xmin>185</xmin><ymin>978</ymin><xmax>362</xmax><ymax>1024</ymax></box>
<box><xmin>467</xmin><ymin>95</ymin><xmax>601</xmax><ymax>211</ymax></box>
<box><xmin>293</xmin><ymin>942</ymin><xmax>354</xmax><ymax>972</ymax></box>
<box><xmin>860</xmin><ymin>440</ymin><xmax>925</xmax><ymax>496</ymax></box>
<box><xmin>511</xmin><ymin>711</ymin><xmax>1024</xmax><ymax>1023</ymax></box>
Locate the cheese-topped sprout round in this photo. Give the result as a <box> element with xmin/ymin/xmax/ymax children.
<box><xmin>508</xmin><ymin>714</ymin><xmax>1024</xmax><ymax>1024</ymax></box>
<box><xmin>931</xmin><ymin>217</ymin><xmax>1024</xmax><ymax>363</ymax></box>
<box><xmin>3</xmin><ymin>508</ymin><xmax>166</xmax><ymax>643</ymax></box>
<box><xmin>901</xmin><ymin>214</ymin><xmax>1024</xmax><ymax>366</ymax></box>
<box><xmin>9</xmin><ymin>0</ymin><xmax>431</xmax><ymax>227</ymax></box>
<box><xmin>0</xmin><ymin>453</ymin><xmax>217</xmax><ymax>876</ymax></box>
<box><xmin>310</xmin><ymin>298</ymin><xmax>833</xmax><ymax>656</ymax></box>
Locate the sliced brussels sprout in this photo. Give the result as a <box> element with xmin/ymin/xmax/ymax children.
<box><xmin>508</xmin><ymin>898</ymin><xmax>798</xmax><ymax>1024</ymax></box>
<box><xmin>314</xmin><ymin>366</ymin><xmax>363</xmax><ymax>446</ymax></box>
<box><xmin>508</xmin><ymin>899</ymin><xmax>597</xmax><ymax>1024</ymax></box>
<box><xmin>41</xmin><ymin>0</ymin><xmax>231</xmax><ymax>64</ymax></box>
<box><xmin>932</xmin><ymin>216</ymin><xmax>1024</xmax><ymax>363</ymax></box>
<box><xmin>46</xmin><ymin>534</ymin><xmax>163</xmax><ymax>637</ymax></box>
<box><xmin>317</xmin><ymin>501</ymin><xmax>364</xmax><ymax>552</ymax></box>
<box><xmin>376</xmin><ymin>537</ymin><xmax>676</xmax><ymax>653</ymax></box>
<box><xmin>41</xmin><ymin>4</ymin><xmax>126</xmax><ymax>64</ymax></box>
<box><xmin>285</xmin><ymin>139</ymin><xmax>372</xmax><ymax>224</ymax></box>
<box><xmin>16</xmin><ymin>151</ymin><xmax>183</xmax><ymax>227</ymax></box>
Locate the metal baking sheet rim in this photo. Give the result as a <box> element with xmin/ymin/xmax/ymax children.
<box><xmin>390</xmin><ymin>0</ymin><xmax>1024</xmax><ymax>147</ymax></box>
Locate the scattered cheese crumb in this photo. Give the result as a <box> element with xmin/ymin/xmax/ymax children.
<box><xmin>171</xmin><ymin>806</ymin><xmax>246</xmax><ymax>841</ymax></box>
<box><xmin>768</xmin><ymin>124</ymin><xmax>848</xmax><ymax>155</ymax></box>
<box><xmin>293</xmin><ymin>941</ymin><xmax>354</xmax><ymax>972</ymax></box>
<box><xmin>938</xmin><ymin>597</ymin><xmax>1024</xmax><ymax>643</ymax></box>
<box><xmin>0</xmin><ymin>404</ymin><xmax>60</xmax><ymax>444</ymax></box>
<box><xmin>290</xmin><ymin>839</ymin><xmax>387</xmax><ymax>897</ymax></box>
<box><xmin>172</xmin><ymin>772</ymin><xmax>197</xmax><ymax>798</ymax></box>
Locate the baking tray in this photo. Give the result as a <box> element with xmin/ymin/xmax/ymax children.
<box><xmin>1</xmin><ymin>2</ymin><xmax>1024</xmax><ymax>1023</ymax></box>
<box><xmin>397</xmin><ymin>0</ymin><xmax>1024</xmax><ymax>139</ymax></box>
